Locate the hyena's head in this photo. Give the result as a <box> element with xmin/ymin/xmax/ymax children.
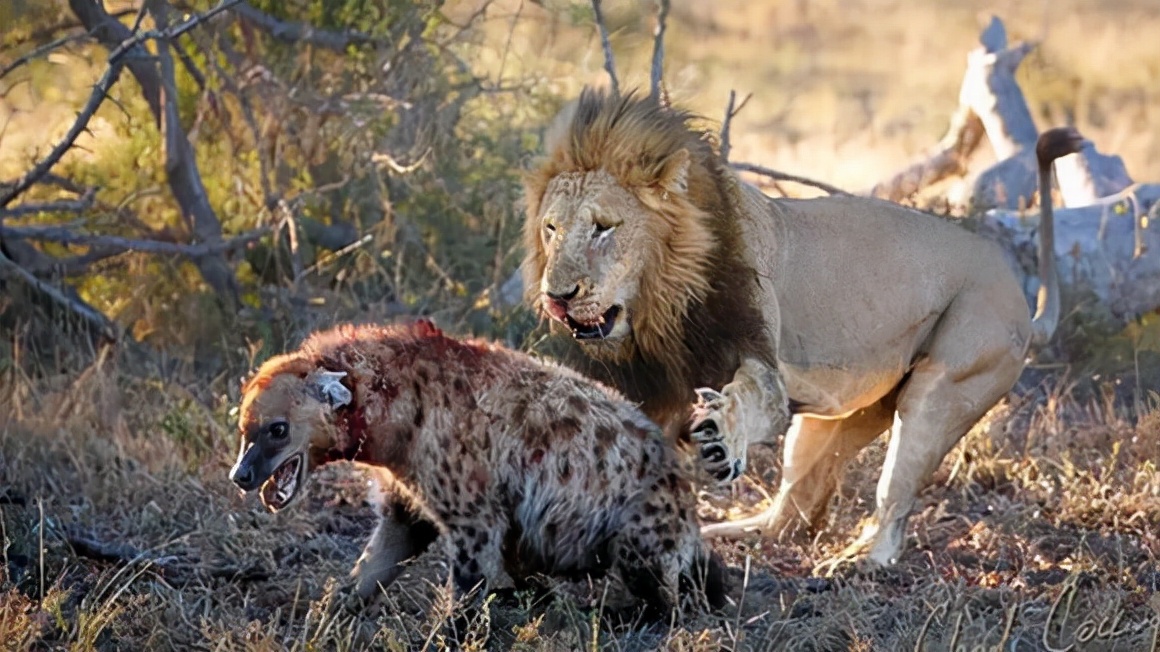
<box><xmin>228</xmin><ymin>356</ymin><xmax>352</xmax><ymax>513</ymax></box>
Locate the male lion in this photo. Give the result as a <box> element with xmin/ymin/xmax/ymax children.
<box><xmin>521</xmin><ymin>87</ymin><xmax>1082</xmax><ymax>570</ymax></box>
<box><xmin>227</xmin><ymin>319</ymin><xmax>727</xmax><ymax>616</ymax></box>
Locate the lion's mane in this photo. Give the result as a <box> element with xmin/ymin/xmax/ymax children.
<box><xmin>521</xmin><ymin>88</ymin><xmax>772</xmax><ymax>421</ymax></box>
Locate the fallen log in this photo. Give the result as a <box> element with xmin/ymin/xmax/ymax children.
<box><xmin>980</xmin><ymin>183</ymin><xmax>1160</xmax><ymax>320</ymax></box>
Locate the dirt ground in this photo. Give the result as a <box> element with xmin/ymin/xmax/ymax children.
<box><xmin>2</xmin><ymin>349</ymin><xmax>1158</xmax><ymax>651</ymax></box>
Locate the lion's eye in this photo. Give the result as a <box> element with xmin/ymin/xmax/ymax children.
<box><xmin>543</xmin><ymin>222</ymin><xmax>556</xmax><ymax>236</ymax></box>
<box><xmin>268</xmin><ymin>421</ymin><xmax>289</xmax><ymax>440</ymax></box>
<box><xmin>593</xmin><ymin>223</ymin><xmax>614</xmax><ymax>237</ymax></box>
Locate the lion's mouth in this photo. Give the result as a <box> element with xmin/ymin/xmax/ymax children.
<box><xmin>259</xmin><ymin>453</ymin><xmax>304</xmax><ymax>513</ymax></box>
<box><xmin>567</xmin><ymin>305</ymin><xmax>622</xmax><ymax>340</ymax></box>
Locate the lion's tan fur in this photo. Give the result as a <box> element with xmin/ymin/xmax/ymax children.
<box><xmin>521</xmin><ymin>88</ymin><xmax>1079</xmax><ymax>569</ymax></box>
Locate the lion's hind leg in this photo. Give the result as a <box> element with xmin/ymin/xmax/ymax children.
<box><xmin>830</xmin><ymin>300</ymin><xmax>1025</xmax><ymax>572</ymax></box>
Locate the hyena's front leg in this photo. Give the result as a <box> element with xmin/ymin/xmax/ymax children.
<box><xmin>352</xmin><ymin>499</ymin><xmax>440</xmax><ymax>599</ymax></box>
<box><xmin>691</xmin><ymin>357</ymin><xmax>791</xmax><ymax>484</ymax></box>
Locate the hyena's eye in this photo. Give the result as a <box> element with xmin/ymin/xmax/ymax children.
<box><xmin>268</xmin><ymin>421</ymin><xmax>289</xmax><ymax>441</ymax></box>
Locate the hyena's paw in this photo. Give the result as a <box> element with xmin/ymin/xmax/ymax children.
<box><xmin>350</xmin><ymin>553</ymin><xmax>404</xmax><ymax>601</ymax></box>
<box><xmin>690</xmin><ymin>388</ymin><xmax>746</xmax><ymax>484</ymax></box>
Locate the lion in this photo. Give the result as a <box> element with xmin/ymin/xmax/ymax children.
<box><xmin>227</xmin><ymin>319</ymin><xmax>727</xmax><ymax>617</ymax></box>
<box><xmin>520</xmin><ymin>87</ymin><xmax>1082</xmax><ymax>571</ymax></box>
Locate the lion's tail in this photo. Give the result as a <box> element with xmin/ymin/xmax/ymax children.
<box><xmin>1030</xmin><ymin>126</ymin><xmax>1085</xmax><ymax>347</ymax></box>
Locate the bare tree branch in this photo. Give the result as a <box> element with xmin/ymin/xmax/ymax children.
<box><xmin>39</xmin><ymin>174</ymin><xmax>91</xmax><ymax>195</ymax></box>
<box><xmin>232</xmin><ymin>1</ymin><xmax>384</xmax><ymax>51</ymax></box>
<box><xmin>0</xmin><ymin>249</ymin><xmax>119</xmax><ymax>342</ymax></box>
<box><xmin>0</xmin><ymin>0</ymin><xmax>242</xmax><ymax>209</ymax></box>
<box><xmin>590</xmin><ymin>0</ymin><xmax>619</xmax><ymax>96</ymax></box>
<box><xmin>866</xmin><ymin>105</ymin><xmax>986</xmax><ymax>203</ymax></box>
<box><xmin>0</xmin><ymin>191</ymin><xmax>96</xmax><ymax>219</ymax></box>
<box><xmin>719</xmin><ymin>89</ymin><xmax>752</xmax><ymax>162</ymax></box>
<box><xmin>172</xmin><ymin>41</ymin><xmax>207</xmax><ymax>91</ymax></box>
<box><xmin>0</xmin><ymin>9</ymin><xmax>134</xmax><ymax>52</ymax></box>
<box><xmin>1</xmin><ymin>224</ymin><xmax>268</xmax><ymax>257</ymax></box>
<box><xmin>0</xmin><ymin>32</ymin><xmax>91</xmax><ymax>82</ymax></box>
<box><xmin>731</xmin><ymin>161</ymin><xmax>850</xmax><ymax>196</ymax></box>
<box><xmin>649</xmin><ymin>0</ymin><xmax>669</xmax><ymax>104</ymax></box>
<box><xmin>22</xmin><ymin>248</ymin><xmax>131</xmax><ymax>277</ymax></box>
<box><xmin>62</xmin><ymin>0</ymin><xmax>245</xmax><ymax>308</ymax></box>
<box><xmin>183</xmin><ymin>28</ymin><xmax>274</xmax><ymax>205</ymax></box>
<box><xmin>0</xmin><ymin>64</ymin><xmax>123</xmax><ymax>209</ymax></box>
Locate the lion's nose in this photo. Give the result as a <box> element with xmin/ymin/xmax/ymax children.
<box><xmin>546</xmin><ymin>284</ymin><xmax>580</xmax><ymax>302</ymax></box>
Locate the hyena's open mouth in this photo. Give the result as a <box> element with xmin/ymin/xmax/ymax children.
<box><xmin>259</xmin><ymin>453</ymin><xmax>304</xmax><ymax>513</ymax></box>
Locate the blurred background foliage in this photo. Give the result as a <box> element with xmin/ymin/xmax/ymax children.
<box><xmin>0</xmin><ymin>0</ymin><xmax>567</xmax><ymax>380</ymax></box>
<box><xmin>1</xmin><ymin>0</ymin><xmax>1158</xmax><ymax>393</ymax></box>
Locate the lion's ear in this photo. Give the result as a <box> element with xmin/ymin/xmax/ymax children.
<box><xmin>306</xmin><ymin>369</ymin><xmax>352</xmax><ymax>411</ymax></box>
<box><xmin>656</xmin><ymin>148</ymin><xmax>690</xmax><ymax>196</ymax></box>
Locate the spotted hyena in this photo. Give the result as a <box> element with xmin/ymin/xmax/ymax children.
<box><xmin>227</xmin><ymin>319</ymin><xmax>727</xmax><ymax>617</ymax></box>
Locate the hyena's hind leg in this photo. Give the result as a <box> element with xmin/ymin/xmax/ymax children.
<box><xmin>442</xmin><ymin>515</ymin><xmax>512</xmax><ymax>601</ymax></box>
<box><xmin>613</xmin><ymin>542</ymin><xmax>682</xmax><ymax>621</ymax></box>
<box><xmin>352</xmin><ymin>499</ymin><xmax>440</xmax><ymax>599</ymax></box>
<box><xmin>614</xmin><ymin>485</ymin><xmax>728</xmax><ymax>619</ymax></box>
<box><xmin>439</xmin><ymin>516</ymin><xmax>512</xmax><ymax>645</ymax></box>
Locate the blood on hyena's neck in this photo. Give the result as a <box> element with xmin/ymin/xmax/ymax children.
<box><xmin>304</xmin><ymin>321</ymin><xmax>497</xmax><ymax>479</ymax></box>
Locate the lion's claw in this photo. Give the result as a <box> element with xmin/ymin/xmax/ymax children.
<box><xmin>700</xmin><ymin>442</ymin><xmax>728</xmax><ymax>463</ymax></box>
<box><xmin>691</xmin><ymin>387</ymin><xmax>745</xmax><ymax>484</ymax></box>
<box><xmin>691</xmin><ymin>420</ymin><xmax>719</xmax><ymax>442</ymax></box>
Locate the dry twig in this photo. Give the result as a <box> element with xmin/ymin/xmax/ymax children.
<box><xmin>0</xmin><ymin>190</ymin><xmax>97</xmax><ymax>219</ymax></box>
<box><xmin>719</xmin><ymin>90</ymin><xmax>752</xmax><ymax>162</ymax></box>
<box><xmin>0</xmin><ymin>32</ymin><xmax>92</xmax><ymax>82</ymax></box>
<box><xmin>590</xmin><ymin>0</ymin><xmax>619</xmax><ymax>96</ymax></box>
<box><xmin>649</xmin><ymin>0</ymin><xmax>670</xmax><ymax>104</ymax></box>
<box><xmin>232</xmin><ymin>1</ymin><xmax>384</xmax><ymax>51</ymax></box>
<box><xmin>0</xmin><ymin>64</ymin><xmax>125</xmax><ymax>209</ymax></box>
<box><xmin>0</xmin><ymin>0</ymin><xmax>242</xmax><ymax>209</ymax></box>
<box><xmin>731</xmin><ymin>161</ymin><xmax>849</xmax><ymax>196</ymax></box>
<box><xmin>1</xmin><ymin>224</ymin><xmax>268</xmax><ymax>257</ymax></box>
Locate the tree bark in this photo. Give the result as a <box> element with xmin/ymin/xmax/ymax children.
<box><xmin>68</xmin><ymin>0</ymin><xmax>241</xmax><ymax>309</ymax></box>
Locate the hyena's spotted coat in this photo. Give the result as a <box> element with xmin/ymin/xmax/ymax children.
<box><xmin>228</xmin><ymin>319</ymin><xmax>727</xmax><ymax>616</ymax></box>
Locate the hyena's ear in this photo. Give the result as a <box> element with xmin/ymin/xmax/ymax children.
<box><xmin>306</xmin><ymin>369</ymin><xmax>352</xmax><ymax>410</ymax></box>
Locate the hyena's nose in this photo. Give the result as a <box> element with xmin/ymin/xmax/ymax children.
<box><xmin>229</xmin><ymin>464</ymin><xmax>257</xmax><ymax>491</ymax></box>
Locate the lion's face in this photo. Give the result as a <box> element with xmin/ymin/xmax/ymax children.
<box><xmin>533</xmin><ymin>170</ymin><xmax>651</xmax><ymax>352</ymax></box>
<box><xmin>228</xmin><ymin>368</ymin><xmax>351</xmax><ymax>513</ymax></box>
<box><xmin>522</xmin><ymin>89</ymin><xmax>722</xmax><ymax>368</ymax></box>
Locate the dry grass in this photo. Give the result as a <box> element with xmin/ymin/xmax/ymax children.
<box><xmin>4</xmin><ymin>1</ymin><xmax>1160</xmax><ymax>650</ymax></box>
<box><xmin>2</xmin><ymin>340</ymin><xmax>1159</xmax><ymax>651</ymax></box>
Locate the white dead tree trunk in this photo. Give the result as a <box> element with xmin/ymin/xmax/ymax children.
<box><xmin>981</xmin><ymin>180</ymin><xmax>1160</xmax><ymax>321</ymax></box>
<box><xmin>869</xmin><ymin>16</ymin><xmax>1135</xmax><ymax>214</ymax></box>
<box><xmin>865</xmin><ymin>15</ymin><xmax>1158</xmax><ymax>320</ymax></box>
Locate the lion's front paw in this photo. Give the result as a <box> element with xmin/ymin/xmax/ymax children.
<box><xmin>690</xmin><ymin>388</ymin><xmax>746</xmax><ymax>484</ymax></box>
